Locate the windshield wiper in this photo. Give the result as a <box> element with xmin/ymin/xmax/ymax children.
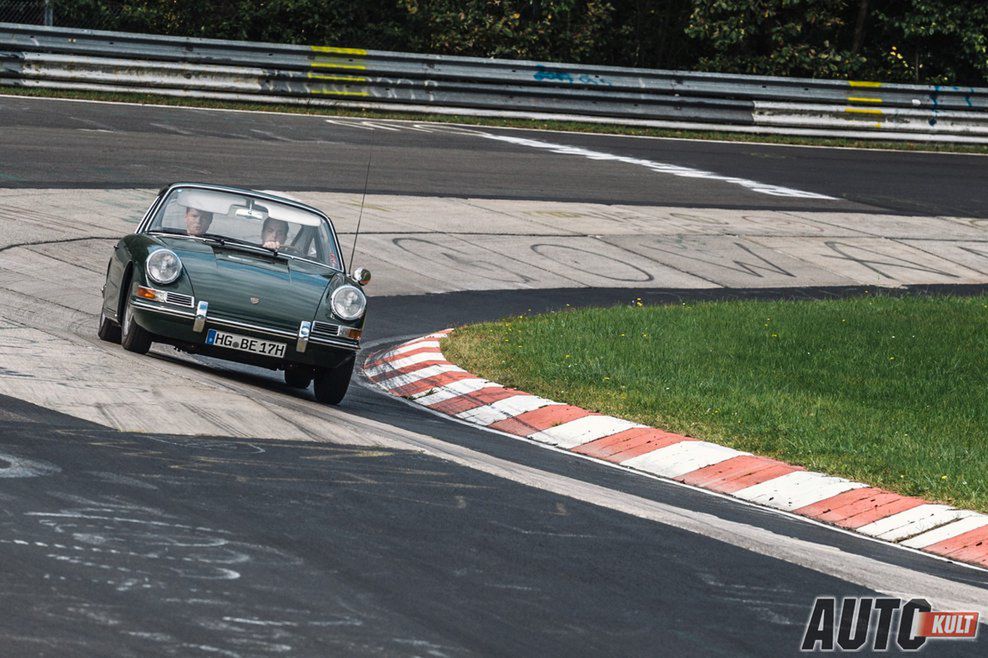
<box><xmin>200</xmin><ymin>233</ymin><xmax>282</xmax><ymax>258</ymax></box>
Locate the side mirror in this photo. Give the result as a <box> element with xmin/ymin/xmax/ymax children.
<box><xmin>353</xmin><ymin>267</ymin><xmax>371</xmax><ymax>286</ymax></box>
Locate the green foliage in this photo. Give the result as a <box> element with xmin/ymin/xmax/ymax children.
<box><xmin>686</xmin><ymin>0</ymin><xmax>988</xmax><ymax>84</ymax></box>
<box><xmin>866</xmin><ymin>1</ymin><xmax>988</xmax><ymax>85</ymax></box>
<box><xmin>52</xmin><ymin>0</ymin><xmax>988</xmax><ymax>85</ymax></box>
<box><xmin>56</xmin><ymin>1</ymin><xmax>409</xmax><ymax>48</ymax></box>
<box><xmin>686</xmin><ymin>0</ymin><xmax>864</xmax><ymax>79</ymax></box>
<box><xmin>401</xmin><ymin>0</ymin><xmax>616</xmax><ymax>63</ymax></box>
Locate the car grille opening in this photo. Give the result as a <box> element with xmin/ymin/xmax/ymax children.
<box><xmin>164</xmin><ymin>292</ymin><xmax>194</xmax><ymax>308</ymax></box>
<box><xmin>312</xmin><ymin>321</ymin><xmax>341</xmax><ymax>337</ymax></box>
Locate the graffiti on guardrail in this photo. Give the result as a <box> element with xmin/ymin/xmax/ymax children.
<box><xmin>930</xmin><ymin>85</ymin><xmax>976</xmax><ymax>110</ymax></box>
<box><xmin>1</xmin><ymin>23</ymin><xmax>985</xmax><ymax>143</ymax></box>
<box><xmin>533</xmin><ymin>65</ymin><xmax>612</xmax><ymax>87</ymax></box>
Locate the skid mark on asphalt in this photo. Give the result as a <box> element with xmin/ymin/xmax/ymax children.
<box><xmin>0</xmin><ymin>451</ymin><xmax>61</xmax><ymax>478</ymax></box>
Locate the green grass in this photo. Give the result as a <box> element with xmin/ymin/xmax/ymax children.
<box><xmin>3</xmin><ymin>85</ymin><xmax>988</xmax><ymax>155</ymax></box>
<box><xmin>443</xmin><ymin>294</ymin><xmax>988</xmax><ymax>512</ymax></box>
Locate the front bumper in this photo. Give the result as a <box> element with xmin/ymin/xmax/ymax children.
<box><xmin>130</xmin><ymin>298</ymin><xmax>360</xmax><ymax>366</ymax></box>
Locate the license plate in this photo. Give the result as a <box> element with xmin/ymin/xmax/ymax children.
<box><xmin>206</xmin><ymin>329</ymin><xmax>286</xmax><ymax>358</ymax></box>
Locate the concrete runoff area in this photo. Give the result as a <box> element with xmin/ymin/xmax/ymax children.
<box><xmin>4</xmin><ymin>188</ymin><xmax>988</xmax><ymax>297</ymax></box>
<box><xmin>2</xmin><ymin>186</ymin><xmax>988</xmax><ymax>648</ymax></box>
<box><xmin>3</xmin><ymin>187</ymin><xmax>988</xmax><ymax>437</ymax></box>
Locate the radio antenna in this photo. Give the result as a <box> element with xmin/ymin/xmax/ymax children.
<box><xmin>349</xmin><ymin>147</ymin><xmax>373</xmax><ymax>272</ymax></box>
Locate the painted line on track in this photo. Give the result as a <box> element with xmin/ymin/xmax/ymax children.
<box><xmin>5</xmin><ymin>93</ymin><xmax>987</xmax><ymax>159</ymax></box>
<box><xmin>479</xmin><ymin>133</ymin><xmax>838</xmax><ymax>200</ymax></box>
<box><xmin>363</xmin><ymin>330</ymin><xmax>988</xmax><ymax>571</ymax></box>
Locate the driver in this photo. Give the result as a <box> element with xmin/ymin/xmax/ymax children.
<box><xmin>261</xmin><ymin>217</ymin><xmax>290</xmax><ymax>250</ymax></box>
<box><xmin>185</xmin><ymin>207</ymin><xmax>213</xmax><ymax>237</ymax></box>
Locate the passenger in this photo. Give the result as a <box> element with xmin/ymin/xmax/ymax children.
<box><xmin>261</xmin><ymin>218</ymin><xmax>290</xmax><ymax>250</ymax></box>
<box><xmin>185</xmin><ymin>207</ymin><xmax>213</xmax><ymax>237</ymax></box>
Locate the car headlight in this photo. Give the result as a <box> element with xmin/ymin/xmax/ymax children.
<box><xmin>147</xmin><ymin>249</ymin><xmax>183</xmax><ymax>285</ymax></box>
<box><xmin>331</xmin><ymin>285</ymin><xmax>366</xmax><ymax>321</ymax></box>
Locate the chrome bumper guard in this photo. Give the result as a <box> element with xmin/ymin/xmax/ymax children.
<box><xmin>130</xmin><ymin>298</ymin><xmax>359</xmax><ymax>351</ymax></box>
<box><xmin>193</xmin><ymin>301</ymin><xmax>208</xmax><ymax>333</ymax></box>
<box><xmin>297</xmin><ymin>321</ymin><xmax>311</xmax><ymax>354</ymax></box>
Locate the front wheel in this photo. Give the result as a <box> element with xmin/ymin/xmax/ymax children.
<box><xmin>313</xmin><ymin>356</ymin><xmax>354</xmax><ymax>405</ymax></box>
<box><xmin>120</xmin><ymin>292</ymin><xmax>153</xmax><ymax>354</ymax></box>
<box><xmin>284</xmin><ymin>365</ymin><xmax>313</xmax><ymax>389</ymax></box>
<box><xmin>97</xmin><ymin>307</ymin><xmax>121</xmax><ymax>343</ymax></box>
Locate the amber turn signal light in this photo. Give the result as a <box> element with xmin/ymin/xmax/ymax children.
<box><xmin>136</xmin><ymin>286</ymin><xmax>160</xmax><ymax>300</ymax></box>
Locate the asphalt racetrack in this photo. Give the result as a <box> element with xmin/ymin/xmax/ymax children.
<box><xmin>1</xmin><ymin>95</ymin><xmax>987</xmax><ymax>656</ymax></box>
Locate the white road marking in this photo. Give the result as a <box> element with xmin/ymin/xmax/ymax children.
<box><xmin>456</xmin><ymin>404</ymin><xmax>513</xmax><ymax>426</ymax></box>
<box><xmin>148</xmin><ymin>122</ymin><xmax>194</xmax><ymax>136</ymax></box>
<box><xmin>529</xmin><ymin>415</ymin><xmax>644</xmax><ymax>449</ymax></box>
<box><xmin>249</xmin><ymin>128</ymin><xmax>295</xmax><ymax>142</ymax></box>
<box><xmin>456</xmin><ymin>395</ymin><xmax>560</xmax><ymax>426</ymax></box>
<box><xmin>365</xmin><ymin>350</ymin><xmax>445</xmax><ymax>376</ymax></box>
<box><xmin>901</xmin><ymin>514</ymin><xmax>988</xmax><ymax>549</ymax></box>
<box><xmin>389</xmin><ymin>339</ymin><xmax>442</xmax><ymax>357</ymax></box>
<box><xmin>486</xmin><ymin>395</ymin><xmax>560</xmax><ymax>418</ymax></box>
<box><xmin>857</xmin><ymin>505</ymin><xmax>980</xmax><ymax>542</ymax></box>
<box><xmin>374</xmin><ymin>364</ymin><xmax>464</xmax><ymax>391</ymax></box>
<box><xmin>413</xmin><ymin>378</ymin><xmax>498</xmax><ymax>404</ymax></box>
<box><xmin>732</xmin><ymin>471</ymin><xmax>867</xmax><ymax>511</ymax></box>
<box><xmin>324</xmin><ymin>118</ymin><xmax>377</xmax><ymax>131</ymax></box>
<box><xmin>622</xmin><ymin>441</ymin><xmax>743</xmax><ymax>478</ymax></box>
<box><xmin>480</xmin><ymin>133</ymin><xmax>837</xmax><ymax>200</ymax></box>
<box><xmin>357</xmin><ymin>120</ymin><xmax>401</xmax><ymax>131</ymax></box>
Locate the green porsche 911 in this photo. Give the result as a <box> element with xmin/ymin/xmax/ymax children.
<box><xmin>98</xmin><ymin>183</ymin><xmax>370</xmax><ymax>404</ymax></box>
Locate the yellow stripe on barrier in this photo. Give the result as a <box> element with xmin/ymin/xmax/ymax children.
<box><xmin>307</xmin><ymin>72</ymin><xmax>368</xmax><ymax>83</ymax></box>
<box><xmin>849</xmin><ymin>80</ymin><xmax>882</xmax><ymax>88</ymax></box>
<box><xmin>309</xmin><ymin>45</ymin><xmax>367</xmax><ymax>70</ymax></box>
<box><xmin>847</xmin><ymin>96</ymin><xmax>883</xmax><ymax>104</ymax></box>
<box><xmin>311</xmin><ymin>61</ymin><xmax>366</xmax><ymax>71</ymax></box>
<box><xmin>309</xmin><ymin>88</ymin><xmax>371</xmax><ymax>97</ymax></box>
<box><xmin>311</xmin><ymin>45</ymin><xmax>367</xmax><ymax>56</ymax></box>
<box><xmin>844</xmin><ymin>107</ymin><xmax>884</xmax><ymax>115</ymax></box>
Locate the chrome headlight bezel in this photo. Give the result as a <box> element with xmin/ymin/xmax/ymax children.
<box><xmin>146</xmin><ymin>249</ymin><xmax>183</xmax><ymax>285</ymax></box>
<box><xmin>331</xmin><ymin>285</ymin><xmax>366</xmax><ymax>321</ymax></box>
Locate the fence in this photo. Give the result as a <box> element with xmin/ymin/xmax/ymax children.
<box><xmin>0</xmin><ymin>2</ymin><xmax>50</xmax><ymax>26</ymax></box>
<box><xmin>1</xmin><ymin>22</ymin><xmax>987</xmax><ymax>143</ymax></box>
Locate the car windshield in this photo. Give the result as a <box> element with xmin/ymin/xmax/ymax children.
<box><xmin>148</xmin><ymin>187</ymin><xmax>343</xmax><ymax>270</ymax></box>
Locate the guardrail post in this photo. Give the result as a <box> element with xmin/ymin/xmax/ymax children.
<box><xmin>44</xmin><ymin>0</ymin><xmax>53</xmax><ymax>26</ymax></box>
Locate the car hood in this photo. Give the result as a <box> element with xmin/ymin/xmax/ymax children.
<box><xmin>160</xmin><ymin>237</ymin><xmax>336</xmax><ymax>331</ymax></box>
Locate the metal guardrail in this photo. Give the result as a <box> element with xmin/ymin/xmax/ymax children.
<box><xmin>2</xmin><ymin>23</ymin><xmax>987</xmax><ymax>143</ymax></box>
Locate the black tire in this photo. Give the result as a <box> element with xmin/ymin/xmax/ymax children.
<box><xmin>313</xmin><ymin>356</ymin><xmax>354</xmax><ymax>405</ymax></box>
<box><xmin>120</xmin><ymin>289</ymin><xmax>153</xmax><ymax>354</ymax></box>
<box><xmin>284</xmin><ymin>365</ymin><xmax>313</xmax><ymax>389</ymax></box>
<box><xmin>97</xmin><ymin>307</ymin><xmax>122</xmax><ymax>344</ymax></box>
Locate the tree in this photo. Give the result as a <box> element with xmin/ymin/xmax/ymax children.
<box><xmin>685</xmin><ymin>0</ymin><xmax>864</xmax><ymax>79</ymax></box>
<box><xmin>401</xmin><ymin>0</ymin><xmax>617</xmax><ymax>63</ymax></box>
<box><xmin>865</xmin><ymin>0</ymin><xmax>988</xmax><ymax>85</ymax></box>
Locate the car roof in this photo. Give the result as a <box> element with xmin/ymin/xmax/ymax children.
<box><xmin>160</xmin><ymin>182</ymin><xmax>329</xmax><ymax>219</ymax></box>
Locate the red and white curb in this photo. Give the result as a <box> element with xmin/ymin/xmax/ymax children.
<box><xmin>364</xmin><ymin>330</ymin><xmax>988</xmax><ymax>570</ymax></box>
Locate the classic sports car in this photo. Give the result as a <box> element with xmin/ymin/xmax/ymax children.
<box><xmin>98</xmin><ymin>183</ymin><xmax>370</xmax><ymax>404</ymax></box>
